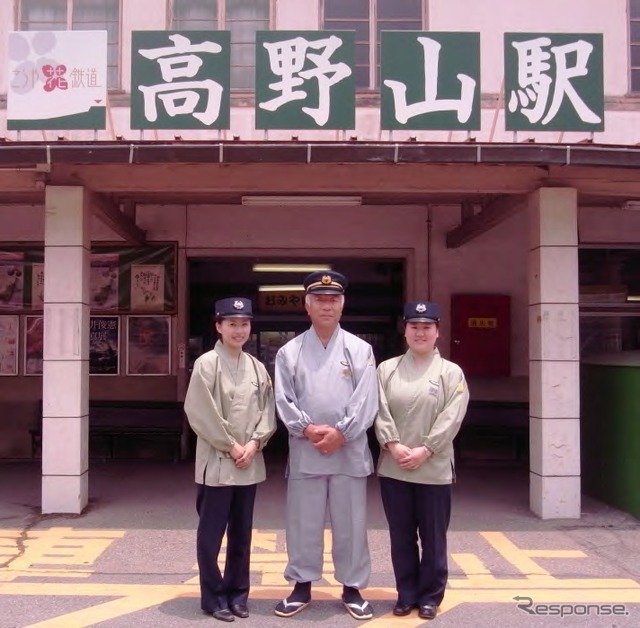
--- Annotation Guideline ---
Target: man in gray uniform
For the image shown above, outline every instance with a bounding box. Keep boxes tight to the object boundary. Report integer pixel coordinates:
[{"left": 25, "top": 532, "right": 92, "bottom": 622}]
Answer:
[{"left": 273, "top": 270, "right": 378, "bottom": 620}]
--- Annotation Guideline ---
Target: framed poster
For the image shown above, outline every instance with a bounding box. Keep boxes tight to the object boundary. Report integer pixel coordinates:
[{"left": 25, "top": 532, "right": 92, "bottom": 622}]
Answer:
[
  {"left": 90, "top": 252, "right": 120, "bottom": 311},
  {"left": 31, "top": 262, "right": 45, "bottom": 309},
  {"left": 126, "top": 315, "right": 171, "bottom": 375},
  {"left": 90, "top": 316, "right": 120, "bottom": 375},
  {"left": 24, "top": 315, "right": 43, "bottom": 375},
  {"left": 0, "top": 315, "right": 19, "bottom": 375},
  {"left": 0, "top": 251, "right": 25, "bottom": 310},
  {"left": 130, "top": 263, "right": 165, "bottom": 311}
]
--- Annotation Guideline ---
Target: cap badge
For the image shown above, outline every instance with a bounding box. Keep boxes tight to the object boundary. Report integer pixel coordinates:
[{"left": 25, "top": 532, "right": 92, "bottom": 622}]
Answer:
[
  {"left": 321, "top": 274, "right": 332, "bottom": 285},
  {"left": 233, "top": 300, "right": 244, "bottom": 310},
  {"left": 416, "top": 303, "right": 427, "bottom": 313}
]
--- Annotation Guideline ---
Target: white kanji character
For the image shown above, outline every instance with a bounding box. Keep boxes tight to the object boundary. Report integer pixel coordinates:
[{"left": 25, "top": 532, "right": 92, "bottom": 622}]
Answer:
[
  {"left": 137, "top": 34, "right": 224, "bottom": 125},
  {"left": 384, "top": 37, "right": 476, "bottom": 124},
  {"left": 508, "top": 37, "right": 601, "bottom": 125},
  {"left": 259, "top": 35, "right": 352, "bottom": 126}
]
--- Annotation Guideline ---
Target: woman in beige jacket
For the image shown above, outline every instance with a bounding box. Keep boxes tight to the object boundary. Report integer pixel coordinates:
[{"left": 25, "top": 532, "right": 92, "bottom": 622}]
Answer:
[
  {"left": 184, "top": 297, "right": 276, "bottom": 623},
  {"left": 375, "top": 301, "right": 469, "bottom": 621}
]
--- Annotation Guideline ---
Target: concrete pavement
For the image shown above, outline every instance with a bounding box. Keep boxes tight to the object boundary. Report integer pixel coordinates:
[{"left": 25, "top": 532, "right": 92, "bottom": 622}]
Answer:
[{"left": 1, "top": 459, "right": 639, "bottom": 627}]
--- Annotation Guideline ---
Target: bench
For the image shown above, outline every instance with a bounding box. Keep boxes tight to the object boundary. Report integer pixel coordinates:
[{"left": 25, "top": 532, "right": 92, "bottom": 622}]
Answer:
[
  {"left": 456, "top": 401, "right": 529, "bottom": 462},
  {"left": 30, "top": 400, "right": 185, "bottom": 462}
]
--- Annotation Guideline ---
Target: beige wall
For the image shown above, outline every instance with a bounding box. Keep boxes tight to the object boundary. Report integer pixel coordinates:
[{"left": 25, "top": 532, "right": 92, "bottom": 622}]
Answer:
[
  {"left": 579, "top": 206, "right": 640, "bottom": 242},
  {"left": 430, "top": 0, "right": 629, "bottom": 94},
  {"left": 0, "top": 0, "right": 638, "bottom": 142}
]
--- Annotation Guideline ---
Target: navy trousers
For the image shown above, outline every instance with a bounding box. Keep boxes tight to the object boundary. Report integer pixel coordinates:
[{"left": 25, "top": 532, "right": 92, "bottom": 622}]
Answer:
[
  {"left": 196, "top": 483, "right": 257, "bottom": 613},
  {"left": 379, "top": 477, "right": 451, "bottom": 607}
]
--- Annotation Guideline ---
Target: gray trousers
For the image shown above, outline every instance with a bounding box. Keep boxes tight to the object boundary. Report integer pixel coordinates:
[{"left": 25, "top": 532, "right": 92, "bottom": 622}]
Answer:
[{"left": 284, "top": 474, "right": 371, "bottom": 588}]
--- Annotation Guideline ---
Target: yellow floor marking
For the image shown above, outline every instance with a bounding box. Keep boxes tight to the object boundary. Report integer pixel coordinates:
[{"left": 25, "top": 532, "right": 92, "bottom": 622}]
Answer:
[
  {"left": 449, "top": 577, "right": 640, "bottom": 589},
  {"left": 481, "top": 531, "right": 553, "bottom": 575},
  {"left": 0, "top": 569, "right": 93, "bottom": 582},
  {"left": 24, "top": 591, "right": 183, "bottom": 628},
  {"left": 0, "top": 528, "right": 638, "bottom": 627},
  {"left": 3, "top": 527, "right": 124, "bottom": 577},
  {"left": 528, "top": 550, "right": 586, "bottom": 558},
  {"left": 481, "top": 530, "right": 588, "bottom": 582},
  {"left": 0, "top": 583, "right": 634, "bottom": 628},
  {"left": 251, "top": 530, "right": 277, "bottom": 551},
  {"left": 451, "top": 553, "right": 499, "bottom": 583},
  {"left": 365, "top": 615, "right": 426, "bottom": 627},
  {"left": 261, "top": 573, "right": 289, "bottom": 585},
  {"left": 214, "top": 552, "right": 288, "bottom": 563}
]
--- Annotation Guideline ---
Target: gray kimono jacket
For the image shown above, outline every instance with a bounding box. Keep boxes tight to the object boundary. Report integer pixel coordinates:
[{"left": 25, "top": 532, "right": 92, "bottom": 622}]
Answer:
[
  {"left": 275, "top": 325, "right": 378, "bottom": 479},
  {"left": 184, "top": 341, "right": 276, "bottom": 487}
]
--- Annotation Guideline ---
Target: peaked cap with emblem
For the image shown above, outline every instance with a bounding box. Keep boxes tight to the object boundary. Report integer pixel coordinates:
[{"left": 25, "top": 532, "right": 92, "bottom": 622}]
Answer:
[
  {"left": 404, "top": 300, "right": 441, "bottom": 323},
  {"left": 214, "top": 297, "right": 253, "bottom": 319},
  {"left": 303, "top": 270, "right": 348, "bottom": 295}
]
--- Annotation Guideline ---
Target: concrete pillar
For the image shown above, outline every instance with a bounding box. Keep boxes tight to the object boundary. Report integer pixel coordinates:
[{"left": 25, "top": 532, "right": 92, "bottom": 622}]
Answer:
[
  {"left": 528, "top": 188, "right": 580, "bottom": 519},
  {"left": 42, "top": 186, "right": 90, "bottom": 514}
]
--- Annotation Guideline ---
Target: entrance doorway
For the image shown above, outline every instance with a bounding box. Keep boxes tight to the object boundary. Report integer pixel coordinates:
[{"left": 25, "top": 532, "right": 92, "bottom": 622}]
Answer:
[
  {"left": 187, "top": 257, "right": 405, "bottom": 365},
  {"left": 186, "top": 256, "right": 405, "bottom": 459}
]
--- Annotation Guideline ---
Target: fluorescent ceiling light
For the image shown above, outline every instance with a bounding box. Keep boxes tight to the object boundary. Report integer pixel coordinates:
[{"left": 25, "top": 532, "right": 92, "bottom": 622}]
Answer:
[
  {"left": 258, "top": 284, "right": 305, "bottom": 292},
  {"left": 627, "top": 295, "right": 640, "bottom": 302},
  {"left": 252, "top": 264, "right": 332, "bottom": 273},
  {"left": 242, "top": 195, "right": 362, "bottom": 206}
]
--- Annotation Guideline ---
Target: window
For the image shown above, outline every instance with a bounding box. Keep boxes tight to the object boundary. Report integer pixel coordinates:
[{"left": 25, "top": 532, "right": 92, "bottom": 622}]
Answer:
[
  {"left": 323, "top": 0, "right": 424, "bottom": 89},
  {"left": 631, "top": 0, "right": 640, "bottom": 91},
  {"left": 19, "top": 0, "right": 120, "bottom": 89},
  {"left": 170, "top": 0, "right": 271, "bottom": 89},
  {"left": 580, "top": 247, "right": 640, "bottom": 357}
]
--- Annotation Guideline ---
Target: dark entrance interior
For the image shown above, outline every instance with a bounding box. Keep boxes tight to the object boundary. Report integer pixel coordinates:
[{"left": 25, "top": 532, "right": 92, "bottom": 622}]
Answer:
[{"left": 188, "top": 257, "right": 405, "bottom": 364}]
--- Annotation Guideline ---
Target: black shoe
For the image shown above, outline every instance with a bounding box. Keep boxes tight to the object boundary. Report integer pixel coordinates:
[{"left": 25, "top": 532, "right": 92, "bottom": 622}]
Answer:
[
  {"left": 342, "top": 586, "right": 374, "bottom": 620},
  {"left": 211, "top": 608, "right": 235, "bottom": 622},
  {"left": 229, "top": 604, "right": 249, "bottom": 618},
  {"left": 274, "top": 581, "right": 311, "bottom": 617},
  {"left": 418, "top": 604, "right": 438, "bottom": 620},
  {"left": 393, "top": 601, "right": 414, "bottom": 616}
]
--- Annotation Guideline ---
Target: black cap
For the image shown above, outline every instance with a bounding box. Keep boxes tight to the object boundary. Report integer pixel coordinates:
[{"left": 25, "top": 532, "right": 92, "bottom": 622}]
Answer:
[
  {"left": 404, "top": 301, "right": 441, "bottom": 323},
  {"left": 303, "top": 270, "right": 348, "bottom": 295},
  {"left": 214, "top": 297, "right": 253, "bottom": 319}
]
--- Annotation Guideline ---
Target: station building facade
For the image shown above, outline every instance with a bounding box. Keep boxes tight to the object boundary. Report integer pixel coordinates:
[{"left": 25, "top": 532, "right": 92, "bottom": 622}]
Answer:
[{"left": 0, "top": 0, "right": 639, "bottom": 519}]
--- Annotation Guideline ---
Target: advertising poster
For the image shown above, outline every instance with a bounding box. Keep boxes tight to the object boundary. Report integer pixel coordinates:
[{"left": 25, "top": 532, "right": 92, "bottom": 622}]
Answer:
[
  {"left": 0, "top": 252, "right": 25, "bottom": 310},
  {"left": 90, "top": 253, "right": 120, "bottom": 311},
  {"left": 24, "top": 315, "right": 44, "bottom": 375},
  {"left": 90, "top": 315, "right": 120, "bottom": 375},
  {"left": 31, "top": 262, "right": 45, "bottom": 309},
  {"left": 130, "top": 264, "right": 165, "bottom": 311},
  {"left": 127, "top": 315, "right": 170, "bottom": 375},
  {"left": 7, "top": 30, "right": 107, "bottom": 130},
  {"left": 0, "top": 316, "right": 19, "bottom": 376}
]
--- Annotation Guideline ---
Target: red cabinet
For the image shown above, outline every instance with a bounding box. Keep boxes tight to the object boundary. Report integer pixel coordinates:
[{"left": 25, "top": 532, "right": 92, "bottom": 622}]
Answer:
[{"left": 450, "top": 294, "right": 511, "bottom": 377}]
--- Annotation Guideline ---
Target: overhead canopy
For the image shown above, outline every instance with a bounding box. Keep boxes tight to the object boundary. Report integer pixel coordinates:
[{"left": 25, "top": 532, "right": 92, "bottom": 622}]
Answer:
[{"left": 1, "top": 140, "right": 639, "bottom": 207}]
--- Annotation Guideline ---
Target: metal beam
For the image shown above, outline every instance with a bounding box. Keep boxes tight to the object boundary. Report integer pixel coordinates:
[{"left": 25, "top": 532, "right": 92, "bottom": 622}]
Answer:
[
  {"left": 90, "top": 192, "right": 146, "bottom": 245},
  {"left": 446, "top": 194, "right": 528, "bottom": 248}
]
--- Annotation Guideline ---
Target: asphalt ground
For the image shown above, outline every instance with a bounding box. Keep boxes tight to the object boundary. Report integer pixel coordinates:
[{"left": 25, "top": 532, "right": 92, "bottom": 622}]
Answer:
[{"left": 1, "top": 459, "right": 639, "bottom": 628}]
